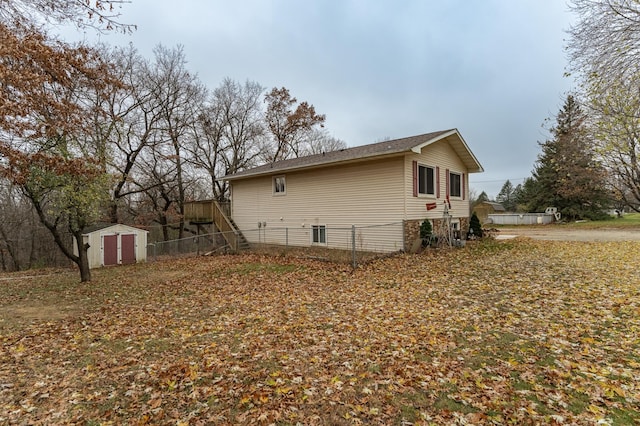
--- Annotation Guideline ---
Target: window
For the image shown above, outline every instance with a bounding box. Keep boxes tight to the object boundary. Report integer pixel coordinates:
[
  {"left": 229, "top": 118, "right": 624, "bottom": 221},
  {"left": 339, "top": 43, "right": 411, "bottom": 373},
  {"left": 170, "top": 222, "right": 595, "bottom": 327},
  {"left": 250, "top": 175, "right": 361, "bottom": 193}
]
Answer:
[
  {"left": 418, "top": 165, "right": 435, "bottom": 195},
  {"left": 312, "top": 225, "right": 326, "bottom": 244},
  {"left": 273, "top": 176, "right": 286, "bottom": 195},
  {"left": 449, "top": 172, "right": 461, "bottom": 198}
]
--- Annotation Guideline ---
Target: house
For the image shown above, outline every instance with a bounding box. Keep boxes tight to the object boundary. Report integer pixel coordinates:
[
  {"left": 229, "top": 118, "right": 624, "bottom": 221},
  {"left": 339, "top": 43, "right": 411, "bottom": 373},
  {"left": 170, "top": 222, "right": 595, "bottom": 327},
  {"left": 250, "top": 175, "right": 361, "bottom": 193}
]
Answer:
[
  {"left": 213, "top": 129, "right": 483, "bottom": 252},
  {"left": 73, "top": 223, "right": 148, "bottom": 269}
]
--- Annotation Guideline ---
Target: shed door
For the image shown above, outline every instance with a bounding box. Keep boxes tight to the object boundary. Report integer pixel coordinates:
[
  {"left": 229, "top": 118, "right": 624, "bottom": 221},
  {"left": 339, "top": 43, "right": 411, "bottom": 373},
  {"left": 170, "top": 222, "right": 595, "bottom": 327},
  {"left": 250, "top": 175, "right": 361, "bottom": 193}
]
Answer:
[
  {"left": 121, "top": 234, "right": 136, "bottom": 265},
  {"left": 103, "top": 235, "right": 118, "bottom": 266}
]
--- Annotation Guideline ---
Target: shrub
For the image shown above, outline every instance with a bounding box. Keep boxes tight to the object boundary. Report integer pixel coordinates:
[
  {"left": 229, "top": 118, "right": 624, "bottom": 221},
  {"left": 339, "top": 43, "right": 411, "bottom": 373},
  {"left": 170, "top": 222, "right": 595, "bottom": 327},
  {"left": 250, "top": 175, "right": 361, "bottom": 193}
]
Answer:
[
  {"left": 420, "top": 219, "right": 433, "bottom": 247},
  {"left": 420, "top": 219, "right": 432, "bottom": 239},
  {"left": 468, "top": 212, "right": 483, "bottom": 239}
]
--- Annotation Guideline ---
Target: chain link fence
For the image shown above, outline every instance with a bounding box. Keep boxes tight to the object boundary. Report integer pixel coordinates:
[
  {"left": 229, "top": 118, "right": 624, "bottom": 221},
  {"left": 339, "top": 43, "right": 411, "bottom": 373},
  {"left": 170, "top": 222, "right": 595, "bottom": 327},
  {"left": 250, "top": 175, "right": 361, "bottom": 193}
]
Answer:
[{"left": 147, "top": 222, "right": 405, "bottom": 268}]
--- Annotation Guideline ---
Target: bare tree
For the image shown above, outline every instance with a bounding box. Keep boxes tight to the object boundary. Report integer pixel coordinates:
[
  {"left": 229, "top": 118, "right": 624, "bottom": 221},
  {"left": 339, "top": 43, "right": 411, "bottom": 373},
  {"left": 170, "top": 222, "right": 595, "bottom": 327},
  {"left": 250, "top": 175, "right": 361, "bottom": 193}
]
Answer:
[
  {"left": 302, "top": 128, "right": 347, "bottom": 156},
  {"left": 136, "top": 145, "right": 182, "bottom": 241},
  {"left": 0, "top": 181, "right": 71, "bottom": 271},
  {"left": 187, "top": 102, "right": 226, "bottom": 200},
  {"left": 264, "top": 87, "right": 326, "bottom": 162},
  {"left": 568, "top": 0, "right": 640, "bottom": 83},
  {"left": 187, "top": 78, "right": 266, "bottom": 200},
  {"left": 91, "top": 44, "right": 166, "bottom": 223},
  {"left": 568, "top": 0, "right": 640, "bottom": 211},
  {"left": 591, "top": 74, "right": 640, "bottom": 211},
  {"left": 0, "top": 0, "right": 135, "bottom": 32},
  {"left": 0, "top": 183, "right": 29, "bottom": 271},
  {"left": 140, "top": 45, "right": 207, "bottom": 239}
]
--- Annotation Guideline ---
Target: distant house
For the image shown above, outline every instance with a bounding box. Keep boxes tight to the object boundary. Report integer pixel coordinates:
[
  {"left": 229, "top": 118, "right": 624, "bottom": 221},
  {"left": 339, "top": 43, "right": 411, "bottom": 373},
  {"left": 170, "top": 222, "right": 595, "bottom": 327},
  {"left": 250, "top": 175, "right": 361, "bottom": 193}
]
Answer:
[
  {"left": 473, "top": 201, "right": 506, "bottom": 224},
  {"left": 74, "top": 224, "right": 148, "bottom": 269},
  {"left": 186, "top": 129, "right": 484, "bottom": 252}
]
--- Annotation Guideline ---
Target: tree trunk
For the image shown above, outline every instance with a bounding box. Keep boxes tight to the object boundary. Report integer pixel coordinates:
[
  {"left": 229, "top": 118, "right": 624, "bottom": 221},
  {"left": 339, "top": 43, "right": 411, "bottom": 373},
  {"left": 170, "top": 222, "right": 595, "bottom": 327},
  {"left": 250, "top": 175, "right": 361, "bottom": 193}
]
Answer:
[
  {"left": 0, "top": 226, "right": 21, "bottom": 271},
  {"left": 173, "top": 140, "right": 186, "bottom": 240},
  {"left": 74, "top": 231, "right": 92, "bottom": 282},
  {"left": 109, "top": 201, "right": 119, "bottom": 224},
  {"left": 160, "top": 215, "right": 170, "bottom": 242},
  {"left": 31, "top": 197, "right": 90, "bottom": 282}
]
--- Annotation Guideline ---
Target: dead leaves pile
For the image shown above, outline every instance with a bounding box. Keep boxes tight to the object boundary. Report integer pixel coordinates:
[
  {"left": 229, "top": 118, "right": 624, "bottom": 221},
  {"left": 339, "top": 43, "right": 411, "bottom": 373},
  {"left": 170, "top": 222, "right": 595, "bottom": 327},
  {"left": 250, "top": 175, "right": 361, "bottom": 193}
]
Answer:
[{"left": 1, "top": 239, "right": 639, "bottom": 425}]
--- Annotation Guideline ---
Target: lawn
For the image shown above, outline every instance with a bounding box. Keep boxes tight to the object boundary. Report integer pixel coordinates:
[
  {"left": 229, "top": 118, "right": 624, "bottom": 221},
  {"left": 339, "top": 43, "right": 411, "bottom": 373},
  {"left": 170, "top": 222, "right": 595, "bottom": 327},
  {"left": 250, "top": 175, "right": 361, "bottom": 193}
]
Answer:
[
  {"left": 1, "top": 239, "right": 639, "bottom": 425},
  {"left": 572, "top": 212, "right": 640, "bottom": 228},
  {"left": 494, "top": 212, "right": 640, "bottom": 230}
]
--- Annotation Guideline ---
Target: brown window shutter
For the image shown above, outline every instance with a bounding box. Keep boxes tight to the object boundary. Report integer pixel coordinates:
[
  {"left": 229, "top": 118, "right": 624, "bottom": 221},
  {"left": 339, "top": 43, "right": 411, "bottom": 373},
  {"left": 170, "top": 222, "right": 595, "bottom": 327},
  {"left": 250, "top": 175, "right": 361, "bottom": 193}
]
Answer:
[
  {"left": 445, "top": 169, "right": 450, "bottom": 198},
  {"left": 436, "top": 166, "right": 440, "bottom": 198},
  {"left": 412, "top": 160, "right": 418, "bottom": 197},
  {"left": 462, "top": 173, "right": 466, "bottom": 200}
]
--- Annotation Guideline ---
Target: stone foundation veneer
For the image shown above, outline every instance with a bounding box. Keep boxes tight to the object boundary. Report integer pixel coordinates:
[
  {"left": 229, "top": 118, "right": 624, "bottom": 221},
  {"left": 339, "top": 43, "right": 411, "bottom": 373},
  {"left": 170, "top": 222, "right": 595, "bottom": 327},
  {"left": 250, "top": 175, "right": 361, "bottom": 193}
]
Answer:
[{"left": 403, "top": 217, "right": 471, "bottom": 250}]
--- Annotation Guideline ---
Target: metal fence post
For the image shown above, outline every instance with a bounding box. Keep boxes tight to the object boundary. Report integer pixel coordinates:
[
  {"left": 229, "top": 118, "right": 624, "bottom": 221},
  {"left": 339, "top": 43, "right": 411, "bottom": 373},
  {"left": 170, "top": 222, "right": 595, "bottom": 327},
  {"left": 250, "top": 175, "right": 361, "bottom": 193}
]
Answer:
[
  {"left": 148, "top": 243, "right": 156, "bottom": 261},
  {"left": 285, "top": 227, "right": 288, "bottom": 250},
  {"left": 351, "top": 224, "right": 356, "bottom": 269}
]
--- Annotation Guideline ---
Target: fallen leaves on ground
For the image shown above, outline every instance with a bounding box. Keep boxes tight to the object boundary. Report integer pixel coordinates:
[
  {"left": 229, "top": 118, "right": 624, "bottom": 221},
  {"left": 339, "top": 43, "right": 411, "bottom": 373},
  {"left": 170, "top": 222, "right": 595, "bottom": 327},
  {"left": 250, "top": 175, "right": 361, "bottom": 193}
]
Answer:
[{"left": 1, "top": 238, "right": 639, "bottom": 425}]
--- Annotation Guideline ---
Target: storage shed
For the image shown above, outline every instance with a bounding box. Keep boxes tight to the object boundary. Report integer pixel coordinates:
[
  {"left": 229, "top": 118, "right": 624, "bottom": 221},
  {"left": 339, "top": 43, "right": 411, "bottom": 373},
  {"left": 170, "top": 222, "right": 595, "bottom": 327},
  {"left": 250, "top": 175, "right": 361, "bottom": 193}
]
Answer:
[
  {"left": 473, "top": 201, "right": 506, "bottom": 224},
  {"left": 74, "top": 224, "right": 148, "bottom": 269}
]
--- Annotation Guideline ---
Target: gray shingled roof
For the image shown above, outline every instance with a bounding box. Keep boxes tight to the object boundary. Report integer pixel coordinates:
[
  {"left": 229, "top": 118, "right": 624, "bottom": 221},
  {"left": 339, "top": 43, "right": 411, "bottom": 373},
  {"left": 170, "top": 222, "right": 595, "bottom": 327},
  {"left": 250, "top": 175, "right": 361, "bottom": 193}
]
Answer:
[
  {"left": 82, "top": 223, "right": 148, "bottom": 234},
  {"left": 481, "top": 202, "right": 506, "bottom": 211},
  {"left": 224, "top": 128, "right": 483, "bottom": 181},
  {"left": 82, "top": 223, "right": 116, "bottom": 234}
]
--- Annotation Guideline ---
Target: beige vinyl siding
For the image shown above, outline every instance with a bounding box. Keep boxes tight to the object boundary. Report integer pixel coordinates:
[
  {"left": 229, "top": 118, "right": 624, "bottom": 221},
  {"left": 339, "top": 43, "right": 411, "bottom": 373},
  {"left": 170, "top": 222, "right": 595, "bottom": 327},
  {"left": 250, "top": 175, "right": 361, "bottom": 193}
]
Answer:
[
  {"left": 231, "top": 157, "right": 406, "bottom": 251},
  {"left": 404, "top": 139, "right": 470, "bottom": 220}
]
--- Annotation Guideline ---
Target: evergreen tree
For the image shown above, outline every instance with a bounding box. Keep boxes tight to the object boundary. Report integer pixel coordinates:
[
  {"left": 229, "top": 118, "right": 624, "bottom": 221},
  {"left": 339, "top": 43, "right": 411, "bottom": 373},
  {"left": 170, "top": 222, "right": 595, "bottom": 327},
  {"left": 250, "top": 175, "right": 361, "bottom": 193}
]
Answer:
[
  {"left": 476, "top": 191, "right": 490, "bottom": 203},
  {"left": 512, "top": 184, "right": 523, "bottom": 209},
  {"left": 468, "top": 212, "right": 483, "bottom": 238},
  {"left": 517, "top": 177, "right": 540, "bottom": 212},
  {"left": 496, "top": 180, "right": 518, "bottom": 211},
  {"left": 528, "top": 95, "right": 610, "bottom": 220},
  {"left": 470, "top": 190, "right": 490, "bottom": 213}
]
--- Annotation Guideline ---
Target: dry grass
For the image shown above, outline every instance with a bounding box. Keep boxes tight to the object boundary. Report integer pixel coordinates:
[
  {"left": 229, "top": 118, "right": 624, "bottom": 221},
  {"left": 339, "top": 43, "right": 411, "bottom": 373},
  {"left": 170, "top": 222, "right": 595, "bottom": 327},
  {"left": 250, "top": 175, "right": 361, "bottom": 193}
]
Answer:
[{"left": 1, "top": 238, "right": 639, "bottom": 425}]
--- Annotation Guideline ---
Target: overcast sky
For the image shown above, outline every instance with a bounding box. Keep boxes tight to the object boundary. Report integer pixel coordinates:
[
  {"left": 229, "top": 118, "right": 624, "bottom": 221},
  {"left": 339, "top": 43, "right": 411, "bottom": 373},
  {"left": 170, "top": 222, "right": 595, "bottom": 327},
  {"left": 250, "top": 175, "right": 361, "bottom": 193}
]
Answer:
[{"left": 71, "top": 0, "right": 576, "bottom": 198}]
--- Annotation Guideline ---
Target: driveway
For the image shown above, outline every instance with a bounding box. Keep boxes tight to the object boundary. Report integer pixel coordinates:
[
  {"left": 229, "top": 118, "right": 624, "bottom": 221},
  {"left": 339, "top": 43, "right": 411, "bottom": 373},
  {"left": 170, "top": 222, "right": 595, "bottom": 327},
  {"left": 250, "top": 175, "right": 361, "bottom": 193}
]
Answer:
[{"left": 495, "top": 226, "right": 640, "bottom": 242}]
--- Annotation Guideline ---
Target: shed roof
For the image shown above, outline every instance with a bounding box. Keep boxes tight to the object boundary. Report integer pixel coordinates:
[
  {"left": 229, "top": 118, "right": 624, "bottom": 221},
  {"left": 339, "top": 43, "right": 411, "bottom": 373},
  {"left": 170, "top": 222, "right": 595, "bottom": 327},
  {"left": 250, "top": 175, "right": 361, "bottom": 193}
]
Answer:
[
  {"left": 82, "top": 223, "right": 148, "bottom": 235},
  {"left": 224, "top": 128, "right": 483, "bottom": 181},
  {"left": 480, "top": 202, "right": 506, "bottom": 211}
]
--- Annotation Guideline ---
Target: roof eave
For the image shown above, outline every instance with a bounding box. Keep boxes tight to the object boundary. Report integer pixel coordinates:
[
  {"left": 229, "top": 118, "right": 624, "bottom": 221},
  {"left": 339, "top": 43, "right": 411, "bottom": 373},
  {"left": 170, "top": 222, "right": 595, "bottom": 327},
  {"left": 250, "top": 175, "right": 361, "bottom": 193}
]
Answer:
[
  {"left": 224, "top": 128, "right": 484, "bottom": 181},
  {"left": 223, "top": 150, "right": 408, "bottom": 181}
]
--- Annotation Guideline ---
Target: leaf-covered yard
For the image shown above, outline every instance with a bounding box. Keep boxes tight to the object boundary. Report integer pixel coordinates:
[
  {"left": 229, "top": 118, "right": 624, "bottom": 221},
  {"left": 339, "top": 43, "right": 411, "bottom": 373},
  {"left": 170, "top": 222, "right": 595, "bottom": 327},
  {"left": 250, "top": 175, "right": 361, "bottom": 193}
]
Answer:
[{"left": 1, "top": 239, "right": 639, "bottom": 425}]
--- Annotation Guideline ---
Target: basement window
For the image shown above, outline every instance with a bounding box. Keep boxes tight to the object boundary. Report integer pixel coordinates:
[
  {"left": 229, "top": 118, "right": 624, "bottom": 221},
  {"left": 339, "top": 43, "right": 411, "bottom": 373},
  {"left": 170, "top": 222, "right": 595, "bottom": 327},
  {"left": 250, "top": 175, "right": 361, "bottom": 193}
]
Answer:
[{"left": 312, "top": 225, "right": 326, "bottom": 244}]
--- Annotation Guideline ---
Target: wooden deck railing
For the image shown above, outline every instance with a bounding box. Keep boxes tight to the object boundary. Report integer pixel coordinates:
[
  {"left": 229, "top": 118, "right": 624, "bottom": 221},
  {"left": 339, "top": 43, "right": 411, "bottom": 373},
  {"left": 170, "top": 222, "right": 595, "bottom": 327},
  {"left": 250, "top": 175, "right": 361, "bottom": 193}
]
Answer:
[
  {"left": 210, "top": 200, "right": 238, "bottom": 251},
  {"left": 184, "top": 200, "right": 240, "bottom": 251}
]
